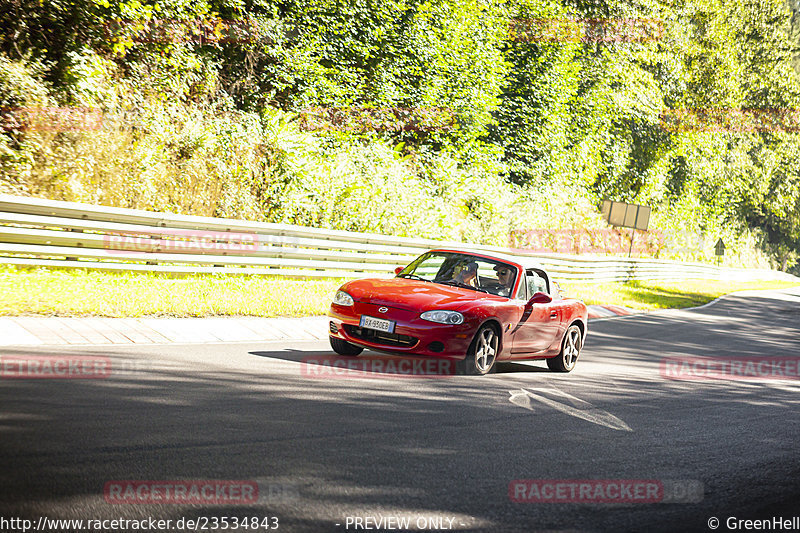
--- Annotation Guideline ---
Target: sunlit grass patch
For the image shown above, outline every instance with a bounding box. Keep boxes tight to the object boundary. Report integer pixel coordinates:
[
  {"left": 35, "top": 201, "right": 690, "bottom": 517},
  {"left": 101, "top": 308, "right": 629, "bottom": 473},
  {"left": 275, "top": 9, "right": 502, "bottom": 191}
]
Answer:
[
  {"left": 0, "top": 266, "right": 347, "bottom": 317},
  {"left": 0, "top": 266, "right": 797, "bottom": 317},
  {"left": 559, "top": 279, "right": 800, "bottom": 311}
]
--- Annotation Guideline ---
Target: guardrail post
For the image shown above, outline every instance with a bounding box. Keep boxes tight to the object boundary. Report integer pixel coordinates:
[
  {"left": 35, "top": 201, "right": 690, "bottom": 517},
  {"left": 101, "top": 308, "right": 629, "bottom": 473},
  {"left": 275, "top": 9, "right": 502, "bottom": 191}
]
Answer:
[{"left": 626, "top": 259, "right": 637, "bottom": 282}]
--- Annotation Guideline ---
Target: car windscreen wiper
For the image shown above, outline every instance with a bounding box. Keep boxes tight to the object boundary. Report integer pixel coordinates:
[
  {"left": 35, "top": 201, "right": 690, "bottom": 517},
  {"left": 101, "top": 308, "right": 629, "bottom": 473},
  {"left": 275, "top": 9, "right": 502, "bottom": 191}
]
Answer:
[{"left": 397, "top": 273, "right": 429, "bottom": 281}]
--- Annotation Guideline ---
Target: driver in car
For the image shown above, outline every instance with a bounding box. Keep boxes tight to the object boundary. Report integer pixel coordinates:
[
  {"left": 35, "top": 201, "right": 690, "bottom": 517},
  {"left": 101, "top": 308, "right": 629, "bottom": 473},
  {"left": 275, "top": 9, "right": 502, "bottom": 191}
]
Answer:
[
  {"left": 494, "top": 265, "right": 515, "bottom": 297},
  {"left": 452, "top": 261, "right": 478, "bottom": 287}
]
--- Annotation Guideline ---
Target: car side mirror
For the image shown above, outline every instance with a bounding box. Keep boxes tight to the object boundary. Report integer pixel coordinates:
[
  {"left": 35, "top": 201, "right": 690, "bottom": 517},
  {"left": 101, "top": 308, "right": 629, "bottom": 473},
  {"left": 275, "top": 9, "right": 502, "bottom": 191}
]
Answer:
[
  {"left": 527, "top": 291, "right": 552, "bottom": 305},
  {"left": 394, "top": 266, "right": 404, "bottom": 275}
]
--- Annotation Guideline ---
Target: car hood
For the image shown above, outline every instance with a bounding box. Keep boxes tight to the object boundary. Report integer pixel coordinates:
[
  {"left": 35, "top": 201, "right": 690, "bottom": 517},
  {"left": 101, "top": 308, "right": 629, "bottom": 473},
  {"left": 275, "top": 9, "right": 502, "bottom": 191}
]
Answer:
[{"left": 341, "top": 277, "right": 504, "bottom": 311}]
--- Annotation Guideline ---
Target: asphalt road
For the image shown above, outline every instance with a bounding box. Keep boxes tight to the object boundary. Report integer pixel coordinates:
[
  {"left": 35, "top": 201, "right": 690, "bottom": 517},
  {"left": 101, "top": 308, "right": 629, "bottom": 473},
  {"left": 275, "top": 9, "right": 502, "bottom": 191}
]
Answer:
[{"left": 1, "top": 287, "right": 800, "bottom": 533}]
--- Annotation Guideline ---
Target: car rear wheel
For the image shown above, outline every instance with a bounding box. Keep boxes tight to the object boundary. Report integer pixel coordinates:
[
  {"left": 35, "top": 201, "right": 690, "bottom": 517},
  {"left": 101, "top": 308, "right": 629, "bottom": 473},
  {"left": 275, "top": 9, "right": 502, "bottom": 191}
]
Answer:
[
  {"left": 459, "top": 324, "right": 498, "bottom": 376},
  {"left": 329, "top": 336, "right": 363, "bottom": 356},
  {"left": 547, "top": 324, "right": 581, "bottom": 372}
]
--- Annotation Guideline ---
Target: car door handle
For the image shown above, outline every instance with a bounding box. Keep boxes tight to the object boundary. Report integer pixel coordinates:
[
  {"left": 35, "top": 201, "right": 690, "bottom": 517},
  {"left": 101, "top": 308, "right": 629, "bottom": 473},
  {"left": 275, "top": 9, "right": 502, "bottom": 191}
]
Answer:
[{"left": 549, "top": 312, "right": 558, "bottom": 319}]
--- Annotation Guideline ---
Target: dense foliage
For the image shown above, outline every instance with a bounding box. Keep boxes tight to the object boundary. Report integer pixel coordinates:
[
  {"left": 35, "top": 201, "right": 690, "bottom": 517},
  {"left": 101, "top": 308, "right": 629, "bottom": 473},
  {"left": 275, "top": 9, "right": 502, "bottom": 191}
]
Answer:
[{"left": 1, "top": 0, "right": 799, "bottom": 271}]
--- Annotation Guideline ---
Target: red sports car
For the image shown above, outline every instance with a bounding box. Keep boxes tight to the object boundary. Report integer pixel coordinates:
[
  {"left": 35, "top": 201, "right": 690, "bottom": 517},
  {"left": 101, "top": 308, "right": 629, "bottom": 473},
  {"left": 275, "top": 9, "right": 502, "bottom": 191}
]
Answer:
[{"left": 328, "top": 249, "right": 588, "bottom": 375}]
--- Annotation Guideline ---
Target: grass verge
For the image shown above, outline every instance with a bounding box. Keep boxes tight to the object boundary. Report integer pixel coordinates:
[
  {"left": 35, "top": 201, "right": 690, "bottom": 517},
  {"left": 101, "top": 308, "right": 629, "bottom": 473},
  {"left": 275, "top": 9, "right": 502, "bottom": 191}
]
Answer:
[
  {"left": 0, "top": 266, "right": 347, "bottom": 317},
  {"left": 0, "top": 266, "right": 797, "bottom": 317},
  {"left": 560, "top": 279, "right": 800, "bottom": 311}
]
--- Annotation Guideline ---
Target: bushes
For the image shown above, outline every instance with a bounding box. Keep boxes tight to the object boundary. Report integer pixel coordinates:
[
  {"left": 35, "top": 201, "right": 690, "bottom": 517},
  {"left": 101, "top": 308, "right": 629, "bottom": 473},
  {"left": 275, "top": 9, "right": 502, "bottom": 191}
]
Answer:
[
  {"left": 0, "top": 50, "right": 605, "bottom": 249},
  {"left": 0, "top": 52, "right": 528, "bottom": 245},
  {"left": 1, "top": 0, "right": 799, "bottom": 271},
  {"left": 0, "top": 49, "right": 776, "bottom": 266}
]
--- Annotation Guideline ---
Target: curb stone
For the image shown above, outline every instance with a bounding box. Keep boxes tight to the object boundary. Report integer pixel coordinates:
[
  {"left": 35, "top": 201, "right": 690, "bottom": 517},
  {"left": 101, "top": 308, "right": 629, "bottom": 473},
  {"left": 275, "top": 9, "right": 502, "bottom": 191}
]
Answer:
[{"left": 0, "top": 308, "right": 637, "bottom": 347}]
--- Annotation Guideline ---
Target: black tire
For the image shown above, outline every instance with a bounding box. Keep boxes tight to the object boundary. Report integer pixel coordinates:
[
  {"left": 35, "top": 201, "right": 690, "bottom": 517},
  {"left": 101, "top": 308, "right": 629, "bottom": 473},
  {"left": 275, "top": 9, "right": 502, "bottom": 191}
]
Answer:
[
  {"left": 329, "top": 336, "right": 363, "bottom": 356},
  {"left": 547, "top": 324, "right": 582, "bottom": 372},
  {"left": 457, "top": 324, "right": 499, "bottom": 376}
]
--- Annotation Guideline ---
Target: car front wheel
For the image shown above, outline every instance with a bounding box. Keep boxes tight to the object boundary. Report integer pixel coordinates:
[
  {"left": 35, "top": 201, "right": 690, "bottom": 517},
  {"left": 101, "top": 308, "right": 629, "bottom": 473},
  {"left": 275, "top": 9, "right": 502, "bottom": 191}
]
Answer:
[
  {"left": 458, "top": 324, "right": 498, "bottom": 376},
  {"left": 329, "top": 336, "right": 363, "bottom": 356},
  {"left": 547, "top": 324, "right": 582, "bottom": 372}
]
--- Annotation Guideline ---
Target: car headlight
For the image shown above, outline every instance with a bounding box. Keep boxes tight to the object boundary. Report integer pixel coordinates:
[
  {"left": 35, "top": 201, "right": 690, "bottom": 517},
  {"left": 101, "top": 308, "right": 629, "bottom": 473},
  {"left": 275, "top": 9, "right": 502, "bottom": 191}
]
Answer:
[
  {"left": 420, "top": 310, "right": 464, "bottom": 325},
  {"left": 332, "top": 290, "right": 354, "bottom": 306}
]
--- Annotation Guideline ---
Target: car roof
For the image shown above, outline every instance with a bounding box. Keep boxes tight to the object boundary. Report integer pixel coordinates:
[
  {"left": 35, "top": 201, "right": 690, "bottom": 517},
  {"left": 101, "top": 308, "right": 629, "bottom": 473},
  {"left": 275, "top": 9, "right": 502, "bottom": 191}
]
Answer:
[{"left": 428, "top": 248, "right": 546, "bottom": 272}]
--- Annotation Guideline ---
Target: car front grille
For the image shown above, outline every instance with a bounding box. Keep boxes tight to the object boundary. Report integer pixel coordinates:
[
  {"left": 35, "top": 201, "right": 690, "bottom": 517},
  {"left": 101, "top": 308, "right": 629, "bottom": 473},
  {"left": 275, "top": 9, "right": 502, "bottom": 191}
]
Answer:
[{"left": 343, "top": 325, "right": 418, "bottom": 348}]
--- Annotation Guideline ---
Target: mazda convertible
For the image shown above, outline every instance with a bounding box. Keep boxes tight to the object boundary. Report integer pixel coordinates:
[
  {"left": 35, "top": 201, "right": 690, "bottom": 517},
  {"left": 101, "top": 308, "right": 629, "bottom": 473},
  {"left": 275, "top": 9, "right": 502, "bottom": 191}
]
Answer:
[{"left": 328, "top": 249, "right": 588, "bottom": 375}]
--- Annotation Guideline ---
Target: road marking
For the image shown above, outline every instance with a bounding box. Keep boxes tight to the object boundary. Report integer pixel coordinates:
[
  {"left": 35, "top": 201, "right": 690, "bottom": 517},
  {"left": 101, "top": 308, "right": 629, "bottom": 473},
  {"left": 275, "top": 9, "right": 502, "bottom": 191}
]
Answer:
[
  {"left": 508, "top": 388, "right": 632, "bottom": 432},
  {"left": 508, "top": 389, "right": 534, "bottom": 410}
]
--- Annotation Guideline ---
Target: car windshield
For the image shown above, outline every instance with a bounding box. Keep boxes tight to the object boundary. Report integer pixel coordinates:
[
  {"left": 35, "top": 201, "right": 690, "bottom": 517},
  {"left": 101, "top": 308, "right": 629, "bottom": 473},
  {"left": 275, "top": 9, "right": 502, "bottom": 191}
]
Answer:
[{"left": 397, "top": 252, "right": 519, "bottom": 297}]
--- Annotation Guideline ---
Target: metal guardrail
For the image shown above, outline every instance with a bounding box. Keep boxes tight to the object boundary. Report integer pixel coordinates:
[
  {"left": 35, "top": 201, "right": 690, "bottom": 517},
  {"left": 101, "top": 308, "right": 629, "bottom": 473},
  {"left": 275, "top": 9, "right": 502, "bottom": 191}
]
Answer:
[{"left": 0, "top": 194, "right": 796, "bottom": 283}]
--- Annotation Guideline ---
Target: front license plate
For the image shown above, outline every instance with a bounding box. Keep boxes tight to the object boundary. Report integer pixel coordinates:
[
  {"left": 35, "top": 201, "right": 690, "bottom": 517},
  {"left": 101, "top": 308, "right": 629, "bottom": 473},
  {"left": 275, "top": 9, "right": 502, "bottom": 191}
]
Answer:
[{"left": 359, "top": 315, "right": 395, "bottom": 333}]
